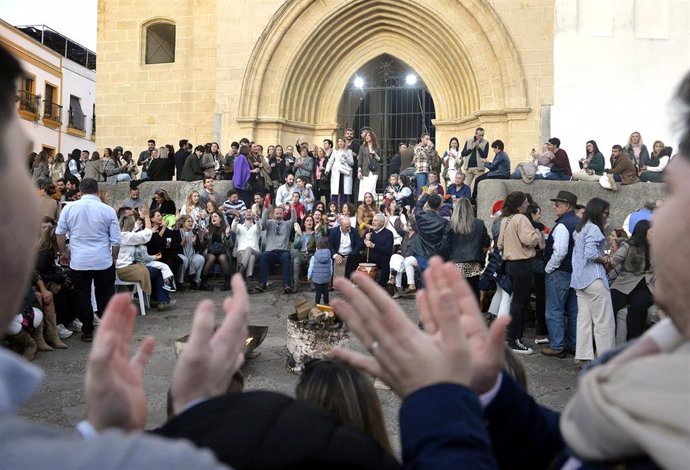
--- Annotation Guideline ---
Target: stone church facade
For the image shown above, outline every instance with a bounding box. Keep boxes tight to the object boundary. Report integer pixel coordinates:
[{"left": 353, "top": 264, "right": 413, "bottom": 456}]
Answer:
[{"left": 96, "top": 0, "right": 555, "bottom": 153}]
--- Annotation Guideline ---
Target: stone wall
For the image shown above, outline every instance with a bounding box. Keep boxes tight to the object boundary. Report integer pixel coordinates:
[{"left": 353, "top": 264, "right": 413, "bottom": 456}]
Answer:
[
  {"left": 104, "top": 178, "right": 666, "bottom": 236},
  {"left": 102, "top": 180, "right": 235, "bottom": 211},
  {"left": 477, "top": 180, "right": 666, "bottom": 232},
  {"left": 97, "top": 0, "right": 554, "bottom": 159}
]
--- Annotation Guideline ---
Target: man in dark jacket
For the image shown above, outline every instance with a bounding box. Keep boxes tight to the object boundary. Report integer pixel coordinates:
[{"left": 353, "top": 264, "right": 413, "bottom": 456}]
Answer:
[
  {"left": 345, "top": 213, "right": 393, "bottom": 287},
  {"left": 328, "top": 217, "right": 360, "bottom": 280},
  {"left": 174, "top": 139, "right": 189, "bottom": 180},
  {"left": 471, "top": 139, "right": 512, "bottom": 202},
  {"left": 388, "top": 142, "right": 407, "bottom": 176},
  {"left": 412, "top": 192, "right": 450, "bottom": 276},
  {"left": 181, "top": 145, "right": 205, "bottom": 181}
]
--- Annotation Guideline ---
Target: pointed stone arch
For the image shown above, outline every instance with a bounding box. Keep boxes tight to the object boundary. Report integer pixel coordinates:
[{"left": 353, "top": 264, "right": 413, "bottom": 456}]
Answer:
[{"left": 237, "top": 0, "right": 529, "bottom": 140}]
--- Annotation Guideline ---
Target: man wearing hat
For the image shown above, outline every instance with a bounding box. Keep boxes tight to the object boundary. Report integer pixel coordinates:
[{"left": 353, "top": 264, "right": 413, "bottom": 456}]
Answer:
[{"left": 542, "top": 190, "right": 580, "bottom": 358}]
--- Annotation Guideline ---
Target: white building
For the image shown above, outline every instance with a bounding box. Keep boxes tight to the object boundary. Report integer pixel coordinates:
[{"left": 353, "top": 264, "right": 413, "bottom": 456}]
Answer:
[
  {"left": 551, "top": 0, "right": 690, "bottom": 165},
  {"left": 0, "top": 20, "right": 96, "bottom": 159}
]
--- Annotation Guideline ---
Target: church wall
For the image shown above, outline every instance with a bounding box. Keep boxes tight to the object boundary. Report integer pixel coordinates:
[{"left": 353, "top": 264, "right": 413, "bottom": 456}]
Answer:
[
  {"left": 97, "top": 0, "right": 554, "bottom": 162},
  {"left": 552, "top": 0, "right": 690, "bottom": 168}
]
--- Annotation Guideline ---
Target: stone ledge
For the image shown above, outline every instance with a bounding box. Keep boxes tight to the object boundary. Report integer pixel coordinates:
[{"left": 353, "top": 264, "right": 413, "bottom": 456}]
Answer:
[
  {"left": 100, "top": 180, "right": 235, "bottom": 212},
  {"left": 476, "top": 179, "right": 666, "bottom": 232}
]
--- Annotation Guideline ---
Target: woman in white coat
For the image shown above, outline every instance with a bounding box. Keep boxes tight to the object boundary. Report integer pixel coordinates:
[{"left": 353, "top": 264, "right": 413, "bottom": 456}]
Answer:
[{"left": 326, "top": 137, "right": 354, "bottom": 207}]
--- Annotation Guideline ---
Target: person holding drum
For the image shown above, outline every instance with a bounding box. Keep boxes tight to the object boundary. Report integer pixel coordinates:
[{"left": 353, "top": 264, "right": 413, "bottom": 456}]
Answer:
[{"left": 345, "top": 213, "right": 393, "bottom": 288}]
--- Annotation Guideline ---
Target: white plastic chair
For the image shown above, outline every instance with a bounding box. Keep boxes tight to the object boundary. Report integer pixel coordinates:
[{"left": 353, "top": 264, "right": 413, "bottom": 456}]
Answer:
[{"left": 114, "top": 276, "right": 149, "bottom": 315}]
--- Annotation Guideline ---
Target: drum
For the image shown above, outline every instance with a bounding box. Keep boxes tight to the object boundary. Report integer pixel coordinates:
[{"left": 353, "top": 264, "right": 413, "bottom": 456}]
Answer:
[{"left": 357, "top": 262, "right": 379, "bottom": 280}]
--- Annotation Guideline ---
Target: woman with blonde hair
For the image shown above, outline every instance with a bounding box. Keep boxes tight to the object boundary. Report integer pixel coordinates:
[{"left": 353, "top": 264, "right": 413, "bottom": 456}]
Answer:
[
  {"left": 180, "top": 190, "right": 204, "bottom": 228},
  {"left": 449, "top": 197, "right": 491, "bottom": 301},
  {"left": 296, "top": 358, "right": 393, "bottom": 457},
  {"left": 48, "top": 152, "right": 65, "bottom": 182},
  {"left": 639, "top": 140, "right": 672, "bottom": 182},
  {"left": 624, "top": 131, "right": 650, "bottom": 170}
]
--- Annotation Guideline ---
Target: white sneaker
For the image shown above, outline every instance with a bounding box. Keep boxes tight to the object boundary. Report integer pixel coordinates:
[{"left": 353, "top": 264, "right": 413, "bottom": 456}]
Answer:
[
  {"left": 162, "top": 278, "right": 177, "bottom": 292},
  {"left": 68, "top": 319, "right": 83, "bottom": 332},
  {"left": 56, "top": 324, "right": 73, "bottom": 339}
]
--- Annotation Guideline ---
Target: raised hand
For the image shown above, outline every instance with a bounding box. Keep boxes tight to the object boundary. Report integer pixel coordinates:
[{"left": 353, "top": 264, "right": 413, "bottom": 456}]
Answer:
[
  {"left": 86, "top": 294, "right": 156, "bottom": 431},
  {"left": 171, "top": 274, "right": 249, "bottom": 415},
  {"left": 415, "top": 258, "right": 509, "bottom": 394},
  {"left": 331, "top": 264, "right": 473, "bottom": 399}
]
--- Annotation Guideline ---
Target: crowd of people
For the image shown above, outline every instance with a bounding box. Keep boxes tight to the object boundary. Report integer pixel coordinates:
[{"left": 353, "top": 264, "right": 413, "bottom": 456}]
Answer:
[
  {"left": 2, "top": 41, "right": 690, "bottom": 469},
  {"left": 23, "top": 116, "right": 668, "bottom": 357}
]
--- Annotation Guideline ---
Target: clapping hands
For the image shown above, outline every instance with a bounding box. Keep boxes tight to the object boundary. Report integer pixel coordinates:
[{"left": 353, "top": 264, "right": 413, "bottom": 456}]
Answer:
[
  {"left": 332, "top": 257, "right": 509, "bottom": 398},
  {"left": 85, "top": 275, "right": 250, "bottom": 431}
]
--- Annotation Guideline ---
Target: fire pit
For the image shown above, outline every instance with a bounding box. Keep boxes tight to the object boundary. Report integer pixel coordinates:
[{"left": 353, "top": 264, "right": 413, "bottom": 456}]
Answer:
[
  {"left": 174, "top": 325, "right": 269, "bottom": 358},
  {"left": 286, "top": 308, "right": 349, "bottom": 373}
]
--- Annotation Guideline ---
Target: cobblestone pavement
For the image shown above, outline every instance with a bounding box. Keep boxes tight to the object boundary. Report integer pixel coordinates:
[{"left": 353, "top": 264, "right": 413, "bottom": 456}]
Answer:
[{"left": 20, "top": 280, "right": 579, "bottom": 453}]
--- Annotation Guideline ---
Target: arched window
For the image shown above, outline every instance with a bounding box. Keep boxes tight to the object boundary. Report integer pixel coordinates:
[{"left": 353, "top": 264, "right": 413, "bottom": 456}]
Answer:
[{"left": 145, "top": 22, "right": 175, "bottom": 64}]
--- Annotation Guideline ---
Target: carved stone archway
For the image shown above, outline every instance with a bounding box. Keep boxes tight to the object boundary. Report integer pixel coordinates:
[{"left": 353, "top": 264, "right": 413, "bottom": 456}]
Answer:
[{"left": 237, "top": 0, "right": 530, "bottom": 144}]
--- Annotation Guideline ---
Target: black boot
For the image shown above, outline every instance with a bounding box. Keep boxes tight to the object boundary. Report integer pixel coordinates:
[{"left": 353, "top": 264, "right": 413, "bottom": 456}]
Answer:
[
  {"left": 199, "top": 277, "right": 214, "bottom": 292},
  {"left": 219, "top": 275, "right": 231, "bottom": 292}
]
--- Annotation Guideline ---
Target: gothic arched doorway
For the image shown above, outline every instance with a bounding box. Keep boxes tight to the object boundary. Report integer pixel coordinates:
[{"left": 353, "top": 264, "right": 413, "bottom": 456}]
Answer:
[{"left": 337, "top": 55, "right": 436, "bottom": 188}]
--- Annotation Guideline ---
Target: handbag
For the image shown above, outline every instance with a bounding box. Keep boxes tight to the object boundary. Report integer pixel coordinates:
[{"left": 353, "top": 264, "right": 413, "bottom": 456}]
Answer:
[
  {"left": 368, "top": 158, "right": 380, "bottom": 173},
  {"left": 208, "top": 241, "right": 225, "bottom": 255}
]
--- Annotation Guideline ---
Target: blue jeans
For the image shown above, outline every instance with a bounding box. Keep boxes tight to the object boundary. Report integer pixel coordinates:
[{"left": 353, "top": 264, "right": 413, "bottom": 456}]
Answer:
[
  {"left": 415, "top": 172, "right": 428, "bottom": 195},
  {"left": 414, "top": 254, "right": 429, "bottom": 287},
  {"left": 258, "top": 250, "right": 291, "bottom": 287},
  {"left": 146, "top": 266, "right": 170, "bottom": 303},
  {"left": 545, "top": 270, "right": 578, "bottom": 350},
  {"left": 543, "top": 172, "right": 571, "bottom": 181}
]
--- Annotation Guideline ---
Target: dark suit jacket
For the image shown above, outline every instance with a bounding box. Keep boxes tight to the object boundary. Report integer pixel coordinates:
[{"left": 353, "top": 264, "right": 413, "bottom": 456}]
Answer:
[
  {"left": 181, "top": 155, "right": 204, "bottom": 181},
  {"left": 400, "top": 147, "right": 415, "bottom": 170},
  {"left": 328, "top": 227, "right": 360, "bottom": 257},
  {"left": 153, "top": 391, "right": 400, "bottom": 470},
  {"left": 174, "top": 149, "right": 188, "bottom": 179}
]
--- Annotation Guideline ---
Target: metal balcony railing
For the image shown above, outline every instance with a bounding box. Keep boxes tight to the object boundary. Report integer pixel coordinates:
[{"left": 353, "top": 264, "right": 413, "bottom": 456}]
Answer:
[
  {"left": 68, "top": 107, "right": 86, "bottom": 131},
  {"left": 43, "top": 101, "right": 63, "bottom": 123},
  {"left": 18, "top": 90, "right": 38, "bottom": 114}
]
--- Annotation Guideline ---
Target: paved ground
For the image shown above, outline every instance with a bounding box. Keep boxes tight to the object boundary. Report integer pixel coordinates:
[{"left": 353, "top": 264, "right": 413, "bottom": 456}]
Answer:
[{"left": 19, "top": 279, "right": 579, "bottom": 453}]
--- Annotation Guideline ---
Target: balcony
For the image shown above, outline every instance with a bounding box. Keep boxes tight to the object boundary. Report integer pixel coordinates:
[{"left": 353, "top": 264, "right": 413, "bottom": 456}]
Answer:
[
  {"left": 67, "top": 107, "right": 87, "bottom": 137},
  {"left": 18, "top": 90, "right": 39, "bottom": 120},
  {"left": 42, "top": 101, "right": 62, "bottom": 128}
]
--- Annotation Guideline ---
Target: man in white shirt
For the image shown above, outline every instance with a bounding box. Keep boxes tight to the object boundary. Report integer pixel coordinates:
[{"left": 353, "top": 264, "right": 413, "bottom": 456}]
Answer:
[
  {"left": 542, "top": 190, "right": 580, "bottom": 358},
  {"left": 328, "top": 216, "right": 360, "bottom": 279},
  {"left": 275, "top": 173, "right": 297, "bottom": 207},
  {"left": 56, "top": 178, "right": 121, "bottom": 342}
]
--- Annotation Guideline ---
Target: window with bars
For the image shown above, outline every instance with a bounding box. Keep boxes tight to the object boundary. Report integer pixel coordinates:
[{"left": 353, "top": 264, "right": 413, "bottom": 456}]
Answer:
[{"left": 145, "top": 22, "right": 176, "bottom": 64}]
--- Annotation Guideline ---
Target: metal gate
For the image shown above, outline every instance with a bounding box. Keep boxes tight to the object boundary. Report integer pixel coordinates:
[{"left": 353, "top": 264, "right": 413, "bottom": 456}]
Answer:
[{"left": 338, "top": 56, "right": 436, "bottom": 191}]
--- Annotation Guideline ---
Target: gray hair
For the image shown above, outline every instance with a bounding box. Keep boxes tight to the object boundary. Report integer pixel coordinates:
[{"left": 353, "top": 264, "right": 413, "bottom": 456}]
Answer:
[{"left": 373, "top": 213, "right": 386, "bottom": 224}]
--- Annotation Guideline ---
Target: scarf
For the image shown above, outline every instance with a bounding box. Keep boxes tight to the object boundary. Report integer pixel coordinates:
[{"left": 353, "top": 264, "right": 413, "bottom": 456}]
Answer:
[{"left": 560, "top": 319, "right": 690, "bottom": 468}]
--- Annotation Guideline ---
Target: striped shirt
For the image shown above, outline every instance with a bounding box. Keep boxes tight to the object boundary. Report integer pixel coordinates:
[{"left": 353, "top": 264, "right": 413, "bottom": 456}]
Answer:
[{"left": 570, "top": 221, "right": 609, "bottom": 290}]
